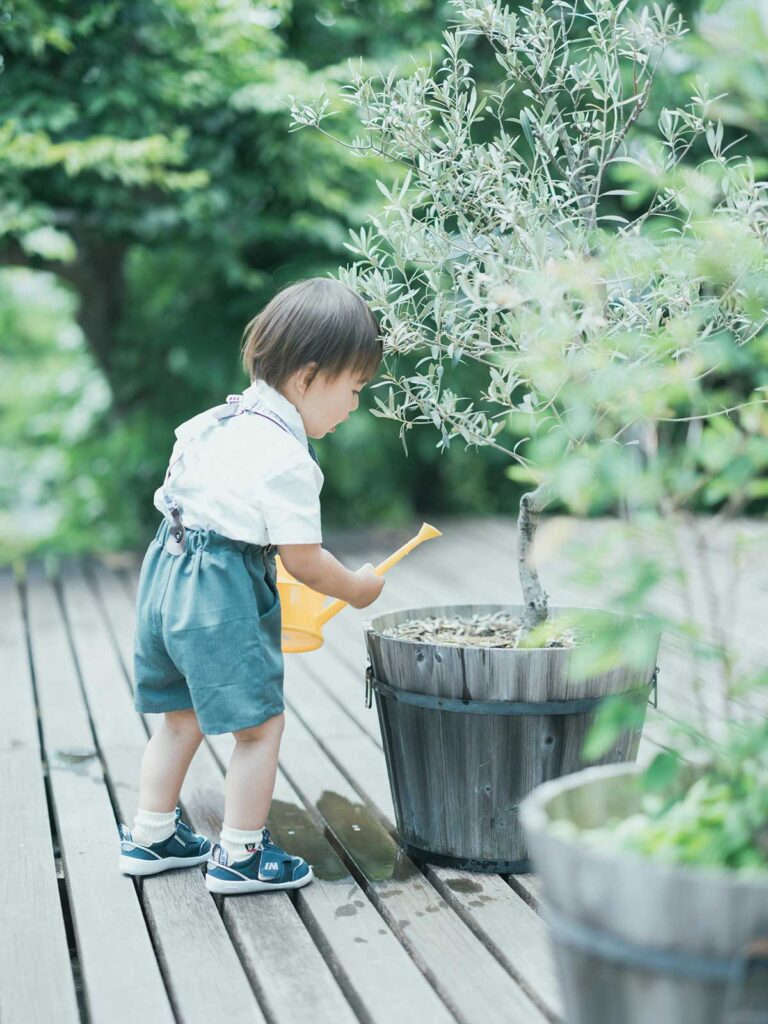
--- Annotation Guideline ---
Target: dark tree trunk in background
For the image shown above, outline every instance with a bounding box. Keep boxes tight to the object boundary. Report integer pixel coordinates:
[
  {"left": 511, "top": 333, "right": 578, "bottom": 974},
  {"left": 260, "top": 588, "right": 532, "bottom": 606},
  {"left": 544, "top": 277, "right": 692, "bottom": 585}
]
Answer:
[
  {"left": 67, "top": 232, "right": 128, "bottom": 408},
  {"left": 0, "top": 232, "right": 129, "bottom": 413}
]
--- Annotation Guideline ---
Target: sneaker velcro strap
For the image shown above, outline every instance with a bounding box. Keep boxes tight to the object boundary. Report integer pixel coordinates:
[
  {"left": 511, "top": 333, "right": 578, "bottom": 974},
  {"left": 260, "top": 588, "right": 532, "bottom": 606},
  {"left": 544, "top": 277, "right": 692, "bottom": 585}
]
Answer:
[
  {"left": 166, "top": 833, "right": 190, "bottom": 855},
  {"left": 257, "top": 850, "right": 303, "bottom": 884}
]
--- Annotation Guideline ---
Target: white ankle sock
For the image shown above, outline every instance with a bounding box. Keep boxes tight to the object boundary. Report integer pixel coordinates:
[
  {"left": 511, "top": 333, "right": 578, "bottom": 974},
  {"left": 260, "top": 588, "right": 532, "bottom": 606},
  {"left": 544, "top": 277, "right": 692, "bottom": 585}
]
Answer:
[
  {"left": 132, "top": 807, "right": 177, "bottom": 846},
  {"left": 220, "top": 824, "right": 264, "bottom": 863}
]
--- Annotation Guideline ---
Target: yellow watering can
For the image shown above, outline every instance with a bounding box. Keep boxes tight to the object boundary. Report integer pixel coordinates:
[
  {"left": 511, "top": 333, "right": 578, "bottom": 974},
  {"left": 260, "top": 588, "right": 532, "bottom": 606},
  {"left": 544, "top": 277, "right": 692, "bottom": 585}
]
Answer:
[{"left": 276, "top": 522, "right": 442, "bottom": 653}]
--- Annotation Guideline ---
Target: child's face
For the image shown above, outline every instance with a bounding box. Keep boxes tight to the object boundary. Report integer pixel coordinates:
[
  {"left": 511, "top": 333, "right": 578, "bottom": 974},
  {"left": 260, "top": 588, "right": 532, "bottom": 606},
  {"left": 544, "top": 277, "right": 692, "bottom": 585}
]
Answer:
[{"left": 287, "top": 365, "right": 370, "bottom": 439}]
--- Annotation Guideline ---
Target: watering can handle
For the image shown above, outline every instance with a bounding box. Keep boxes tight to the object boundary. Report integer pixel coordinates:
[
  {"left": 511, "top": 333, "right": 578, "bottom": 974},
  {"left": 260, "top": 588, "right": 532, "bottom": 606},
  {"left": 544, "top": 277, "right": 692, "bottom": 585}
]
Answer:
[{"left": 315, "top": 522, "right": 442, "bottom": 628}]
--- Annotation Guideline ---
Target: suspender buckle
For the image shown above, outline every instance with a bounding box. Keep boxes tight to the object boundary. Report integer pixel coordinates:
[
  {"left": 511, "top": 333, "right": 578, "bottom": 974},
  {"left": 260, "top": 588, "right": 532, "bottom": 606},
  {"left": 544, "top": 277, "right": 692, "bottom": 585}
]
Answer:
[{"left": 165, "top": 505, "right": 187, "bottom": 556}]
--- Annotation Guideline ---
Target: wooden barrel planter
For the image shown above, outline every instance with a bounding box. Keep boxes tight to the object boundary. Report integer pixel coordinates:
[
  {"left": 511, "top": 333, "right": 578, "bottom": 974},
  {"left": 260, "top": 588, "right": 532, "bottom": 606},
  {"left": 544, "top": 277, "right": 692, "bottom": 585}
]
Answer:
[
  {"left": 363, "top": 604, "right": 659, "bottom": 873},
  {"left": 520, "top": 763, "right": 768, "bottom": 1023}
]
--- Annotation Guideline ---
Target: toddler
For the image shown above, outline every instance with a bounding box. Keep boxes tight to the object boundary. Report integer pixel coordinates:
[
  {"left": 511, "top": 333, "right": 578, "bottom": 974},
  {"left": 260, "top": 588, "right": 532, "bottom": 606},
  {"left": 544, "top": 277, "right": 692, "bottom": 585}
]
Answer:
[{"left": 117, "top": 277, "right": 385, "bottom": 894}]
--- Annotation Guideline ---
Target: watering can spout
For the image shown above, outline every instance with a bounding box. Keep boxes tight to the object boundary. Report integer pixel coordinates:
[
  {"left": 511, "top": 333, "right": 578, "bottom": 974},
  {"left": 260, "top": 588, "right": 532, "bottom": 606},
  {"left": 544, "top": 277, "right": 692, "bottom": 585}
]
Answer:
[
  {"left": 316, "top": 521, "right": 442, "bottom": 628},
  {"left": 277, "top": 521, "right": 443, "bottom": 652}
]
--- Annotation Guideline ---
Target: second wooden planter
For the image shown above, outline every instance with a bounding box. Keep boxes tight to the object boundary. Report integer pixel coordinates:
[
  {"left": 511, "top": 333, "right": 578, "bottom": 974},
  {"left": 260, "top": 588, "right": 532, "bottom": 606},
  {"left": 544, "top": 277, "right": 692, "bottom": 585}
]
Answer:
[
  {"left": 363, "top": 603, "right": 659, "bottom": 872},
  {"left": 520, "top": 764, "right": 768, "bottom": 1022}
]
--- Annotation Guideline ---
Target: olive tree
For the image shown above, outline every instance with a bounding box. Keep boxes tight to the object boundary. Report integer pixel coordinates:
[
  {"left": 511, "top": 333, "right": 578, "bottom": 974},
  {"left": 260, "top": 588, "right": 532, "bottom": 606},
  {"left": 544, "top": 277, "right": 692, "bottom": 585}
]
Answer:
[{"left": 290, "top": 0, "right": 767, "bottom": 636}]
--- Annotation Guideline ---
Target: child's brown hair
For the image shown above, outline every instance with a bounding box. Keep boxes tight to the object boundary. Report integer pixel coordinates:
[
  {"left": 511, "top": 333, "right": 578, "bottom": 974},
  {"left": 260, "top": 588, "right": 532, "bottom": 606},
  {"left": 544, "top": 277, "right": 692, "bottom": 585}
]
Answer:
[{"left": 241, "top": 277, "right": 382, "bottom": 389}]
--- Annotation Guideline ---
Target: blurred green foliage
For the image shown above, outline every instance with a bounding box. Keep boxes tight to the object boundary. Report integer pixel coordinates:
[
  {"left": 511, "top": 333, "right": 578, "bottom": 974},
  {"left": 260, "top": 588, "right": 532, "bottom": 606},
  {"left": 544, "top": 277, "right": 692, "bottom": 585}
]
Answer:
[
  {"left": 1, "top": 0, "right": 523, "bottom": 562},
  {"left": 555, "top": 693, "right": 768, "bottom": 872},
  {"left": 1, "top": 0, "right": 765, "bottom": 562}
]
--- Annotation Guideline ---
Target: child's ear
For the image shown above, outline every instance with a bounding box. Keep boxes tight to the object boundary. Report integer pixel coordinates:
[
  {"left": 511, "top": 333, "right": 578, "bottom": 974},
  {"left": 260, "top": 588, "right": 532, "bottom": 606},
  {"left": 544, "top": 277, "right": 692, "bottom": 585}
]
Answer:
[{"left": 298, "top": 362, "right": 320, "bottom": 394}]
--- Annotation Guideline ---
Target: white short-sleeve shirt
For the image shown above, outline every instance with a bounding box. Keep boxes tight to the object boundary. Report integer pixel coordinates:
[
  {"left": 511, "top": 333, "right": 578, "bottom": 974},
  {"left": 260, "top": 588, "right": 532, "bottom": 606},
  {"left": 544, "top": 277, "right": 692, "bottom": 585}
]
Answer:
[{"left": 153, "top": 379, "right": 324, "bottom": 546}]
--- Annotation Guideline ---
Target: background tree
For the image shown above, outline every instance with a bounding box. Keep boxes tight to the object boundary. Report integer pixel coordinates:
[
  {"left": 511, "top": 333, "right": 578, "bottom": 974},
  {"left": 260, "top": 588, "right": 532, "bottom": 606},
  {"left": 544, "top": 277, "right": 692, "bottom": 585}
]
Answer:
[{"left": 3, "top": 0, "right": 522, "bottom": 560}]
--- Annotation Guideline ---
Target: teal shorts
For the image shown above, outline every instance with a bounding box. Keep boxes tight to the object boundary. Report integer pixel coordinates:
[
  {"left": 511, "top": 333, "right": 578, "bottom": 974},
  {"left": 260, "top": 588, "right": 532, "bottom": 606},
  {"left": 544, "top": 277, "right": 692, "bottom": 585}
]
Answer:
[{"left": 133, "top": 519, "right": 284, "bottom": 735}]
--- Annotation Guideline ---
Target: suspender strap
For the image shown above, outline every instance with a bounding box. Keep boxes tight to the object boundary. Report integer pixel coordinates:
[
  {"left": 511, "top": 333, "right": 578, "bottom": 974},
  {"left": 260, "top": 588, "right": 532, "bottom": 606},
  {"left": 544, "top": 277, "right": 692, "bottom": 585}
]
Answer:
[{"left": 161, "top": 391, "right": 318, "bottom": 555}]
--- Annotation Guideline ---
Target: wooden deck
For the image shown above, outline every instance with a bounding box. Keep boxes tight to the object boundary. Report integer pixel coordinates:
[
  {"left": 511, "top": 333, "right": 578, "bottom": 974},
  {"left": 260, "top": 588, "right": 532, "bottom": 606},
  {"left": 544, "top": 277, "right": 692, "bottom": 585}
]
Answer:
[{"left": 3, "top": 514, "right": 766, "bottom": 1023}]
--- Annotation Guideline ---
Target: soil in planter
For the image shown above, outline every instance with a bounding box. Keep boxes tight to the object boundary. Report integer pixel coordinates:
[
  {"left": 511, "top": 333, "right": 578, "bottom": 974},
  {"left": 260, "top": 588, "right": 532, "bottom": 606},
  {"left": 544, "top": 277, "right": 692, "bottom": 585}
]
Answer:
[{"left": 380, "top": 611, "right": 583, "bottom": 649}]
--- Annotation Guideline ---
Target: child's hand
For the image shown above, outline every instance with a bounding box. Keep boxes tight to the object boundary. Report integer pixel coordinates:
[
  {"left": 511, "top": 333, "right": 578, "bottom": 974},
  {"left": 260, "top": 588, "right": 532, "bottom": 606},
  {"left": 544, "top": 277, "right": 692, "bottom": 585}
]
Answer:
[{"left": 349, "top": 563, "right": 385, "bottom": 609}]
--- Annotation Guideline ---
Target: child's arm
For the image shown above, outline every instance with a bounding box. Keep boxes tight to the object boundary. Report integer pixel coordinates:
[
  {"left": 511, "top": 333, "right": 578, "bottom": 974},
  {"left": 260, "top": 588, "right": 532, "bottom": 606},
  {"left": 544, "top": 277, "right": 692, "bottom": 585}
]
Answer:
[{"left": 278, "top": 543, "right": 384, "bottom": 609}]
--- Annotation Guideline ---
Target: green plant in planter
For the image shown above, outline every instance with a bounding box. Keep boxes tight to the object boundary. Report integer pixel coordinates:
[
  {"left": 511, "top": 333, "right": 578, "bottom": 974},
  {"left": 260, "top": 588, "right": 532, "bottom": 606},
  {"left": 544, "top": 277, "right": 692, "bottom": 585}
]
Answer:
[{"left": 556, "top": 702, "right": 768, "bottom": 872}]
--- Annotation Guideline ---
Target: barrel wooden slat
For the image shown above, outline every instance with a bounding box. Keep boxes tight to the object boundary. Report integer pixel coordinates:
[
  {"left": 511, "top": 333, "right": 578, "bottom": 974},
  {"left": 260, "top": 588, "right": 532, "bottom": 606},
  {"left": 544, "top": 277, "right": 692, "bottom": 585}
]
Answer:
[
  {"left": 278, "top": 704, "right": 549, "bottom": 1024},
  {"left": 61, "top": 563, "right": 266, "bottom": 1024},
  {"left": 365, "top": 603, "right": 658, "bottom": 703},
  {"left": 0, "top": 572, "right": 80, "bottom": 1024},
  {"left": 25, "top": 567, "right": 175, "bottom": 1024}
]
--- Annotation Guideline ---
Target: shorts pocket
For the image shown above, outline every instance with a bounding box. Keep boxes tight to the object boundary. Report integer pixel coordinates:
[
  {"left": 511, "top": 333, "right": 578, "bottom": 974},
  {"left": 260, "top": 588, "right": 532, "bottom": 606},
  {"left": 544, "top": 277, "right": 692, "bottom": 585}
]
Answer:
[
  {"left": 243, "top": 550, "right": 280, "bottom": 620},
  {"left": 264, "top": 553, "right": 279, "bottom": 601}
]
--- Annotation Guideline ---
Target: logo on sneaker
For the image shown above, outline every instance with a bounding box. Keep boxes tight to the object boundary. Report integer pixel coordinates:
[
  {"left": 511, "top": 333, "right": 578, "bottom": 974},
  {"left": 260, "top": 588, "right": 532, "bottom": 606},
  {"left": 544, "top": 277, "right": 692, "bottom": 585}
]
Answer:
[{"left": 263, "top": 860, "right": 279, "bottom": 871}]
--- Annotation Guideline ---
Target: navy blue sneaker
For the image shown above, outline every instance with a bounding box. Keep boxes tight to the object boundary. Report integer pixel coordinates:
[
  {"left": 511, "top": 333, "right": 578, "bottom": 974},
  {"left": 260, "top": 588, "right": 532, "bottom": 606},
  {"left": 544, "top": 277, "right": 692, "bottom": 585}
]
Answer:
[
  {"left": 118, "top": 807, "right": 211, "bottom": 876},
  {"left": 204, "top": 827, "right": 314, "bottom": 895}
]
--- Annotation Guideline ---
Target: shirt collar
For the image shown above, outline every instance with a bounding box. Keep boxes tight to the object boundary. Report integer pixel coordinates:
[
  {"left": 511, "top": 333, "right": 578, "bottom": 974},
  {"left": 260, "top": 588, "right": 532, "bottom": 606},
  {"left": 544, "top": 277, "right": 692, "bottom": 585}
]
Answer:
[{"left": 241, "top": 378, "right": 309, "bottom": 450}]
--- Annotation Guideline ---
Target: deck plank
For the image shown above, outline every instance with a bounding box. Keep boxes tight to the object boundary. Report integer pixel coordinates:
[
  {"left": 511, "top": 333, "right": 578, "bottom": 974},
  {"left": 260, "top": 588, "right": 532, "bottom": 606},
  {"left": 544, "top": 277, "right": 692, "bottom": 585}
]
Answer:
[
  {"left": 278, "top": 703, "right": 549, "bottom": 1024},
  {"left": 9, "top": 513, "right": 760, "bottom": 1024},
  {"left": 85, "top": 563, "right": 362, "bottom": 1024},
  {"left": 24, "top": 567, "right": 175, "bottom": 1024},
  {"left": 429, "top": 870, "right": 562, "bottom": 1021},
  {"left": 221, "top": 893, "right": 359, "bottom": 1024},
  {"left": 96, "top": 562, "right": 456, "bottom": 1024},
  {"left": 209, "top": 735, "right": 459, "bottom": 1024},
  {"left": 0, "top": 571, "right": 80, "bottom": 1024},
  {"left": 60, "top": 563, "right": 266, "bottom": 1024}
]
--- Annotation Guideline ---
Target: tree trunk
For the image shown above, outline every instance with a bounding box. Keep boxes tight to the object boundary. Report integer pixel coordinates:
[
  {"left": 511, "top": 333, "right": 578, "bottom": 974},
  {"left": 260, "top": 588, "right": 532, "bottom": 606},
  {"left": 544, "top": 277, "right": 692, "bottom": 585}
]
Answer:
[
  {"left": 0, "top": 232, "right": 128, "bottom": 411},
  {"left": 517, "top": 485, "right": 551, "bottom": 630},
  {"left": 67, "top": 232, "right": 127, "bottom": 405}
]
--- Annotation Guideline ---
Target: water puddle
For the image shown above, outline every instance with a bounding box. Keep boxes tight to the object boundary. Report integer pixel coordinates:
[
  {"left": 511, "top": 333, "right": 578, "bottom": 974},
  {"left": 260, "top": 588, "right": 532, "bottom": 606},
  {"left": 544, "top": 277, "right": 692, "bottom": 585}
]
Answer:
[
  {"left": 49, "top": 748, "right": 98, "bottom": 776},
  {"left": 316, "top": 791, "right": 420, "bottom": 883},
  {"left": 445, "top": 877, "right": 483, "bottom": 895},
  {"left": 267, "top": 798, "right": 349, "bottom": 882}
]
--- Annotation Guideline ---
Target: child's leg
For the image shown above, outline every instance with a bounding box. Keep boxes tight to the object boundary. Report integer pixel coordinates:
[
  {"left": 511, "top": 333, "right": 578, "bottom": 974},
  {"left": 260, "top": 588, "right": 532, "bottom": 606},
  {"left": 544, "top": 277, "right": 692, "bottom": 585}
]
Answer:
[
  {"left": 220, "top": 712, "right": 285, "bottom": 859},
  {"left": 131, "top": 709, "right": 204, "bottom": 843}
]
